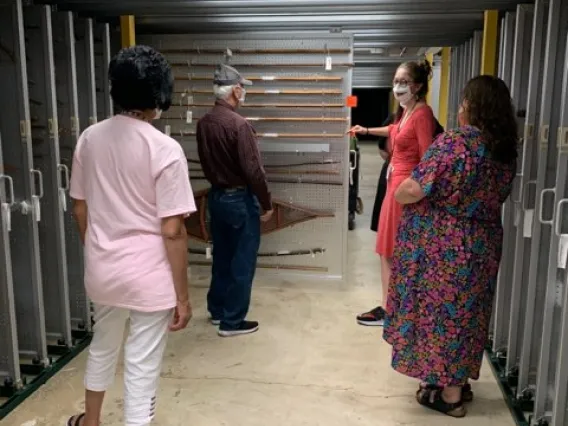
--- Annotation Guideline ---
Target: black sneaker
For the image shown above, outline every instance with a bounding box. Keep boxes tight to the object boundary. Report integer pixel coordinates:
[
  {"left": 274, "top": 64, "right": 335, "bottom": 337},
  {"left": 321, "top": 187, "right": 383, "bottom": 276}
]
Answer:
[
  {"left": 356, "top": 306, "right": 385, "bottom": 326},
  {"left": 218, "top": 321, "right": 259, "bottom": 337}
]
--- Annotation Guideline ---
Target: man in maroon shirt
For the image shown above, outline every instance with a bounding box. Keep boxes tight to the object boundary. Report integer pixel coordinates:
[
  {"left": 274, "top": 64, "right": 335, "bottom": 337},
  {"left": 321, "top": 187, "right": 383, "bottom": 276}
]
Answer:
[{"left": 196, "top": 64, "right": 273, "bottom": 337}]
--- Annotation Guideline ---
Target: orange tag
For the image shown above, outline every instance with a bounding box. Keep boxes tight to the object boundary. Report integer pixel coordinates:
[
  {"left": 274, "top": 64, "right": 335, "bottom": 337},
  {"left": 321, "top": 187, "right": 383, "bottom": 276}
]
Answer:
[{"left": 346, "top": 95, "right": 358, "bottom": 108}]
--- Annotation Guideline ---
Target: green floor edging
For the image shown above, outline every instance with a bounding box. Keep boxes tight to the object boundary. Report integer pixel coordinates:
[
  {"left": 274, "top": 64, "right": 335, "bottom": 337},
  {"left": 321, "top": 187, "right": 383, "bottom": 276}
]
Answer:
[
  {"left": 485, "top": 349, "right": 530, "bottom": 426},
  {"left": 0, "top": 334, "right": 92, "bottom": 421}
]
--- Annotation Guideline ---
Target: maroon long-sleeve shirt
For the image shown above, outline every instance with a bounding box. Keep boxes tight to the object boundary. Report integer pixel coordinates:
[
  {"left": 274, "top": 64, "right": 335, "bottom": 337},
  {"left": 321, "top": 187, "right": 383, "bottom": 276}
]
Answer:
[{"left": 196, "top": 100, "right": 272, "bottom": 211}]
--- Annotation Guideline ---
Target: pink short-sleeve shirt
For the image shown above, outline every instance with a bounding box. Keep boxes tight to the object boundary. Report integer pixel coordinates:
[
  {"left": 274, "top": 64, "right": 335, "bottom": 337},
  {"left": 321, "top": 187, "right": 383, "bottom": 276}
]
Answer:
[{"left": 70, "top": 115, "right": 196, "bottom": 312}]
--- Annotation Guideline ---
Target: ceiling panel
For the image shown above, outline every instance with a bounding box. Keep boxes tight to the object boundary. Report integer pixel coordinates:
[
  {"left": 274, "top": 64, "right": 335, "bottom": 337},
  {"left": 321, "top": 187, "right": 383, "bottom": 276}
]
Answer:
[{"left": 40, "top": 0, "right": 520, "bottom": 70}]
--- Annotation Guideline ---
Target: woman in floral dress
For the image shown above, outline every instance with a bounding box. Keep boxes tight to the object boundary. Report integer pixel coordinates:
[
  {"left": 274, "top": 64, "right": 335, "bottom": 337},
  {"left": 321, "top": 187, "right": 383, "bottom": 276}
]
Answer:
[{"left": 383, "top": 75, "right": 518, "bottom": 417}]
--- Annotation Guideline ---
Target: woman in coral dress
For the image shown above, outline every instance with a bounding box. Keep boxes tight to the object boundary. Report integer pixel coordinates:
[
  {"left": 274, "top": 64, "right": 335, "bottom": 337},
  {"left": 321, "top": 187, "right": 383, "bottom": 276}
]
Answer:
[{"left": 350, "top": 59, "right": 438, "bottom": 325}]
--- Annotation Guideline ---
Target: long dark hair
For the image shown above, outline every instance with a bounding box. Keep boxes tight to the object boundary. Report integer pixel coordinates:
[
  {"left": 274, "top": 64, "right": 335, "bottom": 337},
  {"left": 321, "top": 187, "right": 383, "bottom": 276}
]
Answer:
[
  {"left": 395, "top": 58, "right": 432, "bottom": 121},
  {"left": 462, "top": 75, "right": 518, "bottom": 164}
]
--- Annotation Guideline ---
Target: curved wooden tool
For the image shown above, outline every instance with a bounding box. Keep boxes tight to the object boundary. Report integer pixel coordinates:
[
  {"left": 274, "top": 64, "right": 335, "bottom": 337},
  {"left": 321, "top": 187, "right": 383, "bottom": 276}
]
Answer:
[{"left": 185, "top": 188, "right": 334, "bottom": 243}]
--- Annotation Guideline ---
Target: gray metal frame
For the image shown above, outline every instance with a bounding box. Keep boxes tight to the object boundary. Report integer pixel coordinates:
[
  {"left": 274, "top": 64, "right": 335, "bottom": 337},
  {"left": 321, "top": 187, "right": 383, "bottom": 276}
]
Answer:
[
  {"left": 471, "top": 30, "right": 482, "bottom": 78},
  {"left": 532, "top": 0, "right": 568, "bottom": 421},
  {"left": 0, "top": 0, "right": 48, "bottom": 366},
  {"left": 0, "top": 131, "right": 21, "bottom": 389},
  {"left": 518, "top": 0, "right": 568, "bottom": 408},
  {"left": 101, "top": 23, "right": 113, "bottom": 118},
  {"left": 24, "top": 4, "right": 73, "bottom": 349},
  {"left": 493, "top": 5, "right": 526, "bottom": 355},
  {"left": 447, "top": 46, "right": 459, "bottom": 128},
  {"left": 549, "top": 38, "right": 568, "bottom": 426},
  {"left": 505, "top": 0, "right": 547, "bottom": 377},
  {"left": 54, "top": 12, "right": 90, "bottom": 332}
]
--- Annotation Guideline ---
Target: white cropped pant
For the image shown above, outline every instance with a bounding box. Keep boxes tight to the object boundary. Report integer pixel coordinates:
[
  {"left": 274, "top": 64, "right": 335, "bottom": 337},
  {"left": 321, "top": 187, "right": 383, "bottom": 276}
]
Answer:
[{"left": 85, "top": 304, "right": 172, "bottom": 426}]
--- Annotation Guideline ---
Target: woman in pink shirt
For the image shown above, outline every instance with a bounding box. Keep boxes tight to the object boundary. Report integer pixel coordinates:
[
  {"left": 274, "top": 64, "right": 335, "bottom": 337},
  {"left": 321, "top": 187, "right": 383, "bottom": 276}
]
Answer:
[{"left": 67, "top": 46, "right": 196, "bottom": 426}]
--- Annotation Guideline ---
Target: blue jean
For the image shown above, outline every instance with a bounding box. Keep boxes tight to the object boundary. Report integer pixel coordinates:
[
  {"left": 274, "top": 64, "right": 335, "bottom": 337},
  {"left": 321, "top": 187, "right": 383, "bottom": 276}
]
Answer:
[{"left": 207, "top": 187, "right": 261, "bottom": 330}]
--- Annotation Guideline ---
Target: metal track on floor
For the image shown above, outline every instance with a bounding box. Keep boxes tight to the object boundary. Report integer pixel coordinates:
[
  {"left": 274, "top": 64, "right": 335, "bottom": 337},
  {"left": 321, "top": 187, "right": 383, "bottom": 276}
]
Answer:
[
  {"left": 0, "top": 331, "right": 92, "bottom": 421},
  {"left": 486, "top": 344, "right": 531, "bottom": 426}
]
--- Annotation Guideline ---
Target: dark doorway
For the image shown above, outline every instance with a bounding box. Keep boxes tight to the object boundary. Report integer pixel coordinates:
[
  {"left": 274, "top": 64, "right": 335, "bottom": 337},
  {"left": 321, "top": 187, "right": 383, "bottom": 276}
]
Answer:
[{"left": 350, "top": 88, "right": 390, "bottom": 141}]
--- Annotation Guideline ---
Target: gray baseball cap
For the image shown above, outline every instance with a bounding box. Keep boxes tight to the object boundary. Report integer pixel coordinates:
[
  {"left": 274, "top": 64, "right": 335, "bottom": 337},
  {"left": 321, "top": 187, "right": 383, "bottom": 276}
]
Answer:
[{"left": 213, "top": 64, "right": 252, "bottom": 86}]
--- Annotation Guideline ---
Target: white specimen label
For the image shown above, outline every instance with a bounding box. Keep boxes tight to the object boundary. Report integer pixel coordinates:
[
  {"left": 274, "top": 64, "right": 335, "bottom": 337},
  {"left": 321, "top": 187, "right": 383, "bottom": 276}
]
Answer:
[
  {"left": 263, "top": 133, "right": 279, "bottom": 138},
  {"left": 265, "top": 89, "right": 280, "bottom": 94},
  {"left": 262, "top": 76, "right": 276, "bottom": 81},
  {"left": 325, "top": 56, "right": 333, "bottom": 71},
  {"left": 186, "top": 110, "right": 193, "bottom": 124},
  {"left": 559, "top": 235, "right": 568, "bottom": 269},
  {"left": 522, "top": 209, "right": 534, "bottom": 238},
  {"left": 164, "top": 125, "right": 171, "bottom": 136},
  {"left": 206, "top": 247, "right": 212, "bottom": 259}
]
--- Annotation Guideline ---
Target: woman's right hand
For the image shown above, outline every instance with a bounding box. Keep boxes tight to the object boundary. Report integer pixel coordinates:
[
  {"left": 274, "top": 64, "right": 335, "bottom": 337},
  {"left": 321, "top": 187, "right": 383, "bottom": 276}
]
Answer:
[{"left": 348, "top": 125, "right": 367, "bottom": 135}]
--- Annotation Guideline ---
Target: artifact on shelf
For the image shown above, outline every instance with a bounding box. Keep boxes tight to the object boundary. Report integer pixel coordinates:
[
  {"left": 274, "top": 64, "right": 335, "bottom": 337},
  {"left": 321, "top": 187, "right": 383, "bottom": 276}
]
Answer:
[{"left": 185, "top": 188, "right": 335, "bottom": 243}]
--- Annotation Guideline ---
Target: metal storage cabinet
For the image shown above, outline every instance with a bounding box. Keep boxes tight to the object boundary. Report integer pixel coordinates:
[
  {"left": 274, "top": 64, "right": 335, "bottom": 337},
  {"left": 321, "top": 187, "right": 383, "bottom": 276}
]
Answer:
[
  {"left": 471, "top": 30, "right": 482, "bottom": 79},
  {"left": 23, "top": 4, "right": 73, "bottom": 351},
  {"left": 75, "top": 17, "right": 98, "bottom": 130},
  {"left": 517, "top": 0, "right": 568, "bottom": 413},
  {"left": 533, "top": 1, "right": 568, "bottom": 422},
  {"left": 492, "top": 8, "right": 519, "bottom": 357},
  {"left": 506, "top": 0, "right": 548, "bottom": 379},
  {"left": 549, "top": 36, "right": 568, "bottom": 422},
  {"left": 95, "top": 22, "right": 113, "bottom": 119},
  {"left": 0, "top": 132, "right": 21, "bottom": 392},
  {"left": 52, "top": 11, "right": 90, "bottom": 333},
  {"left": 0, "top": 0, "right": 48, "bottom": 368}
]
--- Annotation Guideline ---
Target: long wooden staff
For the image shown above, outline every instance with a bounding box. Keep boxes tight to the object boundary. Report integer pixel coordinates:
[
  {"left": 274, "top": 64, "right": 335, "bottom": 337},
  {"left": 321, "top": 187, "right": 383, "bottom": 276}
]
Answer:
[
  {"left": 189, "top": 260, "right": 328, "bottom": 273},
  {"left": 188, "top": 168, "right": 339, "bottom": 176},
  {"left": 188, "top": 247, "right": 326, "bottom": 257},
  {"left": 161, "top": 48, "right": 350, "bottom": 54},
  {"left": 170, "top": 62, "right": 354, "bottom": 68},
  {"left": 188, "top": 176, "right": 342, "bottom": 186},
  {"left": 162, "top": 116, "right": 347, "bottom": 123},
  {"left": 178, "top": 75, "right": 343, "bottom": 82},
  {"left": 170, "top": 102, "right": 345, "bottom": 108},
  {"left": 186, "top": 158, "right": 341, "bottom": 168},
  {"left": 171, "top": 131, "right": 344, "bottom": 138},
  {"left": 185, "top": 88, "right": 343, "bottom": 95}
]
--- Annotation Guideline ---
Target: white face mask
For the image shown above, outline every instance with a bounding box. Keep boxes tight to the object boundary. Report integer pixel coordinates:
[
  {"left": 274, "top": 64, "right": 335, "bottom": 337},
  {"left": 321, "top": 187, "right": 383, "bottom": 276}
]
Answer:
[
  {"left": 154, "top": 108, "right": 163, "bottom": 120},
  {"left": 238, "top": 87, "right": 246, "bottom": 104},
  {"left": 393, "top": 84, "right": 413, "bottom": 107}
]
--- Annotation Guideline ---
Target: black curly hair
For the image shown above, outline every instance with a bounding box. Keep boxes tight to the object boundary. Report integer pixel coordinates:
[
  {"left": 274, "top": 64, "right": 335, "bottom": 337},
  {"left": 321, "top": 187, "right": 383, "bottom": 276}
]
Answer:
[
  {"left": 462, "top": 75, "right": 518, "bottom": 164},
  {"left": 108, "top": 45, "right": 173, "bottom": 112}
]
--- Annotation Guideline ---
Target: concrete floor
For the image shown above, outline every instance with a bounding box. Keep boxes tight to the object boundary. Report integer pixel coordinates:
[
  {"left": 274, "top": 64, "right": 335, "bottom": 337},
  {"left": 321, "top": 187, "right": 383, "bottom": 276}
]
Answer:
[{"left": 5, "top": 142, "right": 516, "bottom": 426}]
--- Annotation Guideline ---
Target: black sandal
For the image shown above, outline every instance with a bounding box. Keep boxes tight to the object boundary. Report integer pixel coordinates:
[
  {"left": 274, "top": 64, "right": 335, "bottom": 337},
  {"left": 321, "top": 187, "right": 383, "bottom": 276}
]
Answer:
[
  {"left": 67, "top": 413, "right": 85, "bottom": 426},
  {"left": 419, "top": 383, "right": 474, "bottom": 402},
  {"left": 416, "top": 388, "right": 467, "bottom": 418}
]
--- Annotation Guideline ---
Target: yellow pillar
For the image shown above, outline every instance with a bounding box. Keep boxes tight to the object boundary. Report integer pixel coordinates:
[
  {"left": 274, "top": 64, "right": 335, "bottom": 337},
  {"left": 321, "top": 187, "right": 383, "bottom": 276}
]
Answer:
[
  {"left": 480, "top": 10, "right": 499, "bottom": 75},
  {"left": 425, "top": 52, "right": 434, "bottom": 105},
  {"left": 120, "top": 15, "right": 136, "bottom": 48},
  {"left": 438, "top": 48, "right": 451, "bottom": 128},
  {"left": 390, "top": 91, "right": 398, "bottom": 115}
]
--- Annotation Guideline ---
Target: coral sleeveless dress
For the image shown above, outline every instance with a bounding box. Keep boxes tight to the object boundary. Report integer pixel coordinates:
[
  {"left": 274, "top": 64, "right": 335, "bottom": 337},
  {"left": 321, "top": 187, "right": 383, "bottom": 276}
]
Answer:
[{"left": 376, "top": 105, "right": 435, "bottom": 258}]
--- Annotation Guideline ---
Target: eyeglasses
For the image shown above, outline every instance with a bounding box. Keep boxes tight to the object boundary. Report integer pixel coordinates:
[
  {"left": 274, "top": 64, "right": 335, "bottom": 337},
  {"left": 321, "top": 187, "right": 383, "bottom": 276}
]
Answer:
[{"left": 392, "top": 79, "right": 413, "bottom": 86}]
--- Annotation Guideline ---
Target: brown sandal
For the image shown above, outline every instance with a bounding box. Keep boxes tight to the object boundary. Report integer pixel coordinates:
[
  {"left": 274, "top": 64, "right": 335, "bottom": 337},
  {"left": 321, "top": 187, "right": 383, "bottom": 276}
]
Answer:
[
  {"left": 419, "top": 383, "right": 474, "bottom": 402},
  {"left": 67, "top": 413, "right": 85, "bottom": 426},
  {"left": 416, "top": 388, "right": 467, "bottom": 418}
]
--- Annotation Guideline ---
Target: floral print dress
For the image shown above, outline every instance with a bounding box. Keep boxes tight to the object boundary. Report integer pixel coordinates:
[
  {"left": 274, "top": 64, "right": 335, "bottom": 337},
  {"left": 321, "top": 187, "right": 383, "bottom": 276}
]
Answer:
[{"left": 383, "top": 126, "right": 516, "bottom": 386}]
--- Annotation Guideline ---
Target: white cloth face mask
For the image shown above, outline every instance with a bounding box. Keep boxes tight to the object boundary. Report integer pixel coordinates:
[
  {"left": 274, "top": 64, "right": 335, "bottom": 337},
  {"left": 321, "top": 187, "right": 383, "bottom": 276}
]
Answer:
[
  {"left": 393, "top": 84, "right": 413, "bottom": 107},
  {"left": 154, "top": 109, "right": 163, "bottom": 120},
  {"left": 239, "top": 88, "right": 246, "bottom": 104}
]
